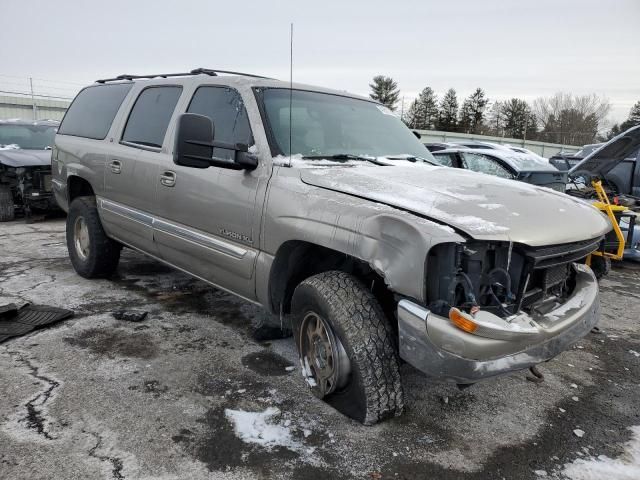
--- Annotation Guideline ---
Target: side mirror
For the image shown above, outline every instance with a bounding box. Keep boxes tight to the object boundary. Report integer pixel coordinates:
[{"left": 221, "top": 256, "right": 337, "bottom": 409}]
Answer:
[
  {"left": 174, "top": 113, "right": 214, "bottom": 169},
  {"left": 174, "top": 113, "right": 258, "bottom": 171}
]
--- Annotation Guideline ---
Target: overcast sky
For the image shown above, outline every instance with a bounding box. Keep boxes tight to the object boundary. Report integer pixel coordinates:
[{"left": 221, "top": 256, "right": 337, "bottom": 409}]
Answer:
[{"left": 1, "top": 0, "right": 639, "bottom": 125}]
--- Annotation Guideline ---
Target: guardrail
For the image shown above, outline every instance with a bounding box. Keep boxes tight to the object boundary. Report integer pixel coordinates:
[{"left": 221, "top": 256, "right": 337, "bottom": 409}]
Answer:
[{"left": 414, "top": 129, "right": 581, "bottom": 157}]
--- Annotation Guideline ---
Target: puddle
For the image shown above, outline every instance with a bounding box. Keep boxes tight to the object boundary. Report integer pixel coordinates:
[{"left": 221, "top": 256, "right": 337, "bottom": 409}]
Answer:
[
  {"left": 242, "top": 351, "right": 295, "bottom": 377},
  {"left": 64, "top": 328, "right": 158, "bottom": 359}
]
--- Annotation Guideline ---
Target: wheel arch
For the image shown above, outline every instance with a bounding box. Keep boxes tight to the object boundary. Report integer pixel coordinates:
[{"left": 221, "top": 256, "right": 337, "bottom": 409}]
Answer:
[
  {"left": 267, "top": 240, "right": 394, "bottom": 319},
  {"left": 67, "top": 175, "right": 95, "bottom": 203}
]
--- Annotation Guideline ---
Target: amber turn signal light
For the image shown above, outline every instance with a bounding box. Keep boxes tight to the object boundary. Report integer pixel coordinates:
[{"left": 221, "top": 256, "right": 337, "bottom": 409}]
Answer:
[{"left": 449, "top": 308, "right": 478, "bottom": 333}]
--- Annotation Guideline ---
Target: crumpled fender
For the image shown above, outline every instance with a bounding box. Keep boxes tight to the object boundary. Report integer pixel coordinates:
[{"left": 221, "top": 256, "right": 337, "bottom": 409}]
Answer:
[{"left": 262, "top": 169, "right": 465, "bottom": 302}]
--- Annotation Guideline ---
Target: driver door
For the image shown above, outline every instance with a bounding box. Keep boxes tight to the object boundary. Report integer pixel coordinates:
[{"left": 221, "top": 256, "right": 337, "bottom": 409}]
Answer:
[{"left": 153, "top": 86, "right": 264, "bottom": 301}]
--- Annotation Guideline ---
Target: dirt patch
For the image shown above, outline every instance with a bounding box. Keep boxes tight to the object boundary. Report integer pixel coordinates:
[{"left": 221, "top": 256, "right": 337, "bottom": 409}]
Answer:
[
  {"left": 64, "top": 328, "right": 158, "bottom": 359},
  {"left": 241, "top": 350, "right": 295, "bottom": 377}
]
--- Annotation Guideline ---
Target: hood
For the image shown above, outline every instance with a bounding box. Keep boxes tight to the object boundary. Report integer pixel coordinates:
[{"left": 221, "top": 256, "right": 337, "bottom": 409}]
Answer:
[
  {"left": 0, "top": 148, "right": 52, "bottom": 167},
  {"left": 300, "top": 164, "right": 610, "bottom": 246},
  {"left": 569, "top": 125, "right": 640, "bottom": 177}
]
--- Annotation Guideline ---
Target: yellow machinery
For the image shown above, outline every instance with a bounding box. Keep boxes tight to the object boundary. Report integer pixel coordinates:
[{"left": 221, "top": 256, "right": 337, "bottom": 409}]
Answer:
[{"left": 586, "top": 180, "right": 629, "bottom": 276}]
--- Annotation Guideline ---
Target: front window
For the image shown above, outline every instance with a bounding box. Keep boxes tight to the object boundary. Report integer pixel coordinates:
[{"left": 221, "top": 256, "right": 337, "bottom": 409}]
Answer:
[
  {"left": 460, "top": 152, "right": 515, "bottom": 179},
  {"left": 187, "top": 86, "right": 253, "bottom": 161},
  {"left": 0, "top": 124, "right": 57, "bottom": 150},
  {"left": 256, "top": 88, "right": 435, "bottom": 161},
  {"left": 432, "top": 152, "right": 455, "bottom": 167}
]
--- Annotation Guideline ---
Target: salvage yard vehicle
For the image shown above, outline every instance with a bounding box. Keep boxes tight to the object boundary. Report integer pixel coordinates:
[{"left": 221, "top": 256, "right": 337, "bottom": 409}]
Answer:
[
  {"left": 431, "top": 147, "right": 568, "bottom": 191},
  {"left": 566, "top": 125, "right": 640, "bottom": 267},
  {"left": 551, "top": 142, "right": 640, "bottom": 197},
  {"left": 52, "top": 69, "right": 610, "bottom": 425},
  {"left": 0, "top": 119, "right": 59, "bottom": 221}
]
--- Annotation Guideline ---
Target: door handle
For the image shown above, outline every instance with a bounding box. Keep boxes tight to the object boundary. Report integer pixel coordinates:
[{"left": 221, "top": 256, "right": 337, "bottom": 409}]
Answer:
[
  {"left": 160, "top": 170, "right": 176, "bottom": 187},
  {"left": 109, "top": 160, "right": 122, "bottom": 174}
]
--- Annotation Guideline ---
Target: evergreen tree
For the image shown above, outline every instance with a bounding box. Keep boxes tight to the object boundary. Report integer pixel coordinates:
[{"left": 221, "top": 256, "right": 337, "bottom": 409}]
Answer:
[
  {"left": 458, "top": 98, "right": 474, "bottom": 133},
  {"left": 406, "top": 87, "right": 438, "bottom": 130},
  {"left": 437, "top": 88, "right": 458, "bottom": 132},
  {"left": 501, "top": 98, "right": 531, "bottom": 139},
  {"left": 619, "top": 101, "right": 640, "bottom": 131},
  {"left": 369, "top": 75, "right": 400, "bottom": 111},
  {"left": 466, "top": 88, "right": 489, "bottom": 133},
  {"left": 457, "top": 88, "right": 488, "bottom": 133}
]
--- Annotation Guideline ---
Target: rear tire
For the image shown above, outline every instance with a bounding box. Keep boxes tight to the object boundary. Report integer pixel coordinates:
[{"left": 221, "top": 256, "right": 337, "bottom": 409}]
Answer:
[
  {"left": 590, "top": 255, "right": 611, "bottom": 279},
  {"left": 0, "top": 185, "right": 15, "bottom": 222},
  {"left": 291, "top": 271, "right": 403, "bottom": 425},
  {"left": 66, "top": 196, "right": 121, "bottom": 278}
]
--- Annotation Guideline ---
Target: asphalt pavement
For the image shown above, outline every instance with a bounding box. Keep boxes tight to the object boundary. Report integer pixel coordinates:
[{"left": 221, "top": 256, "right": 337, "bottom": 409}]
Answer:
[{"left": 1, "top": 219, "right": 639, "bottom": 480}]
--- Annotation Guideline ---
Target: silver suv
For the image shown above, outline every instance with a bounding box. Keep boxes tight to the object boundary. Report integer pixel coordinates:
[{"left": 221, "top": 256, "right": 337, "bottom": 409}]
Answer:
[{"left": 52, "top": 69, "right": 610, "bottom": 425}]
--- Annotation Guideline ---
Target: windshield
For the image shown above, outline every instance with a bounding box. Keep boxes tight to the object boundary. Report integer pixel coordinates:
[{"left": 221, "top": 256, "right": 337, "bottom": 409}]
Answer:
[
  {"left": 258, "top": 88, "right": 435, "bottom": 161},
  {"left": 573, "top": 144, "right": 601, "bottom": 158},
  {"left": 0, "top": 124, "right": 57, "bottom": 150}
]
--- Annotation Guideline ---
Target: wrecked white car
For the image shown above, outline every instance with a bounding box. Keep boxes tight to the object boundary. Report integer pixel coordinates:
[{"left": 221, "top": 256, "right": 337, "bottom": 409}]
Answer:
[
  {"left": 52, "top": 69, "right": 610, "bottom": 424},
  {"left": 0, "top": 119, "right": 59, "bottom": 221}
]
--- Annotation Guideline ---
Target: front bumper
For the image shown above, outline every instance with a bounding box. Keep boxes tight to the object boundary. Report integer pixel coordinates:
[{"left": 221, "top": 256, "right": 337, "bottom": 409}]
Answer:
[{"left": 398, "top": 263, "right": 600, "bottom": 383}]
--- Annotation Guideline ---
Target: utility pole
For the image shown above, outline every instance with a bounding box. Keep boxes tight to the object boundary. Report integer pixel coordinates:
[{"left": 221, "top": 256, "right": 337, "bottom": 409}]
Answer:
[
  {"left": 400, "top": 96, "right": 405, "bottom": 123},
  {"left": 29, "top": 77, "right": 37, "bottom": 120}
]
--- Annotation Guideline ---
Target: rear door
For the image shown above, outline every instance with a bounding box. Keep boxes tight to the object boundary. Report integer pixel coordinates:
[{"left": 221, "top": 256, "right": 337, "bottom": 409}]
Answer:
[
  {"left": 101, "top": 85, "right": 182, "bottom": 254},
  {"left": 153, "top": 85, "right": 263, "bottom": 301}
]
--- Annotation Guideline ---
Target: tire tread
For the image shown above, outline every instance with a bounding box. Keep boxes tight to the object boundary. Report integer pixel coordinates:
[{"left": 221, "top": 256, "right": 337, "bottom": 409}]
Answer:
[{"left": 294, "top": 271, "right": 404, "bottom": 425}]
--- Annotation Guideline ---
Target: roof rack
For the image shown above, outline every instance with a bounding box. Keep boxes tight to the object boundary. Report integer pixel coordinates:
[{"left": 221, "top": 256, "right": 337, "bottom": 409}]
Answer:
[{"left": 95, "top": 68, "right": 274, "bottom": 84}]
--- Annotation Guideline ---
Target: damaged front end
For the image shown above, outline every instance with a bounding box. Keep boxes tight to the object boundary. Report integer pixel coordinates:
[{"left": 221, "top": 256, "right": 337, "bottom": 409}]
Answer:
[
  {"left": 0, "top": 164, "right": 57, "bottom": 217},
  {"left": 398, "top": 237, "right": 603, "bottom": 383}
]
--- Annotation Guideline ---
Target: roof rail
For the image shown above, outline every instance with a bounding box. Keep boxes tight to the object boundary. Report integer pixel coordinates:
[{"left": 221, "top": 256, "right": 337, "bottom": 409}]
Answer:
[{"left": 95, "top": 68, "right": 274, "bottom": 83}]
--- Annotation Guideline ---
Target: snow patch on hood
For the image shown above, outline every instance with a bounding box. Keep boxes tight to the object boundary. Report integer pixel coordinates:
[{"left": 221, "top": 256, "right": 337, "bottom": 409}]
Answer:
[{"left": 273, "top": 154, "right": 362, "bottom": 168}]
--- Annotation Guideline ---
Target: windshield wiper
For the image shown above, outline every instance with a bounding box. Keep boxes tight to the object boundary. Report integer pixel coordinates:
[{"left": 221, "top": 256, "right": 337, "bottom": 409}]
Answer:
[
  {"left": 302, "top": 154, "right": 388, "bottom": 166},
  {"left": 384, "top": 154, "right": 437, "bottom": 165}
]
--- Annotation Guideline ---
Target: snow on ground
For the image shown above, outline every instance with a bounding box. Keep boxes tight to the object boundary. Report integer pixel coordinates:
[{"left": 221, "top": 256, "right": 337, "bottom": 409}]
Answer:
[
  {"left": 561, "top": 426, "right": 640, "bottom": 480},
  {"left": 225, "top": 407, "right": 302, "bottom": 451}
]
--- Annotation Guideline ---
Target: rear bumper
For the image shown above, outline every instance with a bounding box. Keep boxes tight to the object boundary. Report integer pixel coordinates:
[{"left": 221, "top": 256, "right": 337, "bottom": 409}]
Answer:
[{"left": 398, "top": 263, "right": 600, "bottom": 383}]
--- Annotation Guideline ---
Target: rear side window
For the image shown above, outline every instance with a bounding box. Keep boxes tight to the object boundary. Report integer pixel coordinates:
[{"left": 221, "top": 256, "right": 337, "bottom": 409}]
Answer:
[
  {"left": 187, "top": 86, "right": 253, "bottom": 160},
  {"left": 122, "top": 86, "right": 182, "bottom": 148},
  {"left": 58, "top": 83, "right": 133, "bottom": 140},
  {"left": 433, "top": 152, "right": 454, "bottom": 167},
  {"left": 461, "top": 152, "right": 515, "bottom": 179}
]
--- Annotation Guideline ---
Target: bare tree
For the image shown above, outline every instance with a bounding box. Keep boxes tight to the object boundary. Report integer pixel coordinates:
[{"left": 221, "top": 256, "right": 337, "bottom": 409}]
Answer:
[{"left": 533, "top": 93, "right": 610, "bottom": 145}]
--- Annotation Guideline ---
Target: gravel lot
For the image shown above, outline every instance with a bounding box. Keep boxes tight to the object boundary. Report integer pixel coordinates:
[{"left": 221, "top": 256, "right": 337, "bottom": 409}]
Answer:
[{"left": 1, "top": 218, "right": 639, "bottom": 480}]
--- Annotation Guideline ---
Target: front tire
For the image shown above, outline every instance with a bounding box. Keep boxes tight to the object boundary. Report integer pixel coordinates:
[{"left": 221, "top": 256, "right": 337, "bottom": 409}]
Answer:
[
  {"left": 590, "top": 255, "right": 611, "bottom": 279},
  {"left": 66, "top": 196, "right": 121, "bottom": 278},
  {"left": 291, "top": 271, "right": 403, "bottom": 425},
  {"left": 0, "top": 185, "right": 15, "bottom": 222}
]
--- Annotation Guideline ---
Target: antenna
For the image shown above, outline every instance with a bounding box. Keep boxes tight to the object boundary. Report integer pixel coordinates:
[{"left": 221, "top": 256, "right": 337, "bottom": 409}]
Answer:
[{"left": 289, "top": 22, "right": 293, "bottom": 167}]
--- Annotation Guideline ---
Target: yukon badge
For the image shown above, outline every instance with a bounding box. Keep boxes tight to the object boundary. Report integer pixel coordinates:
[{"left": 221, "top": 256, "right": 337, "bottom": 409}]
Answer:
[{"left": 220, "top": 229, "right": 253, "bottom": 244}]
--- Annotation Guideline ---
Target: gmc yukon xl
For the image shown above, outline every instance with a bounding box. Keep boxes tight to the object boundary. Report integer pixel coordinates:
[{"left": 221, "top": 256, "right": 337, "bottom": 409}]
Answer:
[{"left": 52, "top": 69, "right": 610, "bottom": 424}]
